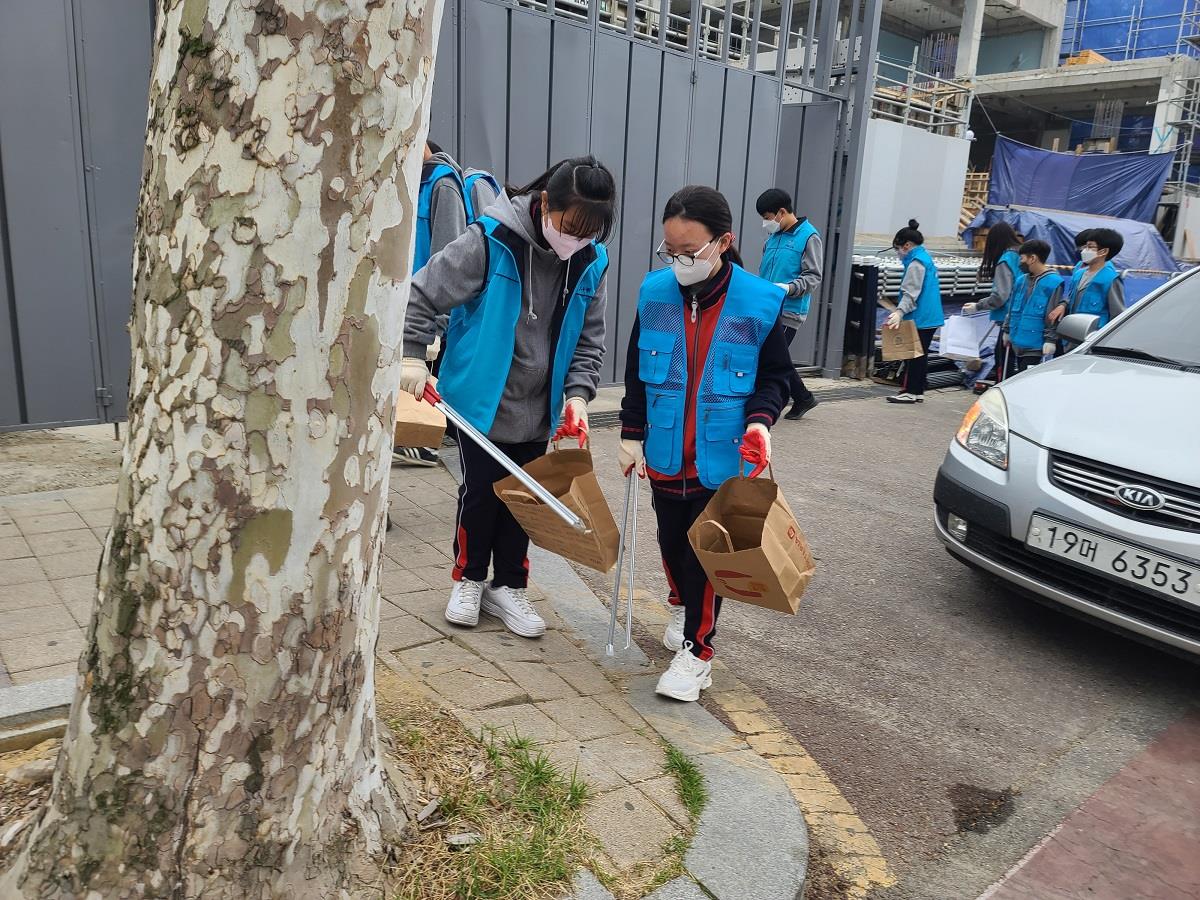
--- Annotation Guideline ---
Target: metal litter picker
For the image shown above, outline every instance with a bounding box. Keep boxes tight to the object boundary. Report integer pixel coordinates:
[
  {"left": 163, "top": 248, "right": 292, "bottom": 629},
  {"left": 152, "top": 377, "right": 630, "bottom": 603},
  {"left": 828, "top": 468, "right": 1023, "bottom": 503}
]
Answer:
[
  {"left": 606, "top": 472, "right": 639, "bottom": 656},
  {"left": 420, "top": 384, "right": 588, "bottom": 532}
]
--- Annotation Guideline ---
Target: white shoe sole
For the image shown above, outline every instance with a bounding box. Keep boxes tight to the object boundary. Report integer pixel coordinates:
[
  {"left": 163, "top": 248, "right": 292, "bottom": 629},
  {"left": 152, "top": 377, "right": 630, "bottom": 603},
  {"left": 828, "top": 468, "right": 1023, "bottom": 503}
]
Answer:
[
  {"left": 655, "top": 675, "right": 713, "bottom": 702},
  {"left": 444, "top": 606, "right": 480, "bottom": 627},
  {"left": 481, "top": 597, "right": 545, "bottom": 638}
]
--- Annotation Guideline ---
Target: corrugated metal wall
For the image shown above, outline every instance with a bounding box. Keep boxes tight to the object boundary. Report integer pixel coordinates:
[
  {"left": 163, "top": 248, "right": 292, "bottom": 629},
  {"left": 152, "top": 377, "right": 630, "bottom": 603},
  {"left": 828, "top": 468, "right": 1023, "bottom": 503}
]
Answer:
[
  {"left": 431, "top": 0, "right": 856, "bottom": 381},
  {"left": 0, "top": 0, "right": 150, "bottom": 430},
  {"left": 2, "top": 0, "right": 881, "bottom": 428}
]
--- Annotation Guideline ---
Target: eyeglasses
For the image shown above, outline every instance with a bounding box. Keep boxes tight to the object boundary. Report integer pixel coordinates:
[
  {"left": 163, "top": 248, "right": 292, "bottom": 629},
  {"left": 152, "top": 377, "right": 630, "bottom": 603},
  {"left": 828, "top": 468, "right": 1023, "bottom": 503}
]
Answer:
[{"left": 656, "top": 240, "right": 713, "bottom": 267}]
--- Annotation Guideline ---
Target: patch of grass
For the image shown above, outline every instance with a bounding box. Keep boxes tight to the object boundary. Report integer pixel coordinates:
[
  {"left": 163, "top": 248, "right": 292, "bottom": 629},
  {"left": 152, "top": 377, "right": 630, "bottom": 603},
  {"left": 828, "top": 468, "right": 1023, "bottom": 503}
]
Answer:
[
  {"left": 663, "top": 741, "right": 708, "bottom": 821},
  {"left": 378, "top": 677, "right": 592, "bottom": 900}
]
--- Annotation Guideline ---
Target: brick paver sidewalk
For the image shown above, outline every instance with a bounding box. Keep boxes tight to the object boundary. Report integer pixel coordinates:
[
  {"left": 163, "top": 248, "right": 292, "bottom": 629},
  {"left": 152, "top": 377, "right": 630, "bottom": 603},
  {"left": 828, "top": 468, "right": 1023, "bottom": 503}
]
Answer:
[{"left": 0, "top": 469, "right": 694, "bottom": 879}]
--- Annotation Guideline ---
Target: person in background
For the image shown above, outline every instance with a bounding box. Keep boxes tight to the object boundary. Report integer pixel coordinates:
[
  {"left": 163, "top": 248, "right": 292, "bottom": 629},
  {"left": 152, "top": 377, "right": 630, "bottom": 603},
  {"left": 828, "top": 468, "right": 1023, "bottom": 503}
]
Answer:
[
  {"left": 397, "top": 142, "right": 504, "bottom": 468},
  {"left": 755, "top": 188, "right": 822, "bottom": 420},
  {"left": 884, "top": 220, "right": 944, "bottom": 404},
  {"left": 620, "top": 185, "right": 791, "bottom": 703},
  {"left": 1005, "top": 239, "right": 1065, "bottom": 374},
  {"left": 963, "top": 221, "right": 1021, "bottom": 382},
  {"left": 400, "top": 156, "right": 617, "bottom": 639},
  {"left": 1061, "top": 228, "right": 1125, "bottom": 328}
]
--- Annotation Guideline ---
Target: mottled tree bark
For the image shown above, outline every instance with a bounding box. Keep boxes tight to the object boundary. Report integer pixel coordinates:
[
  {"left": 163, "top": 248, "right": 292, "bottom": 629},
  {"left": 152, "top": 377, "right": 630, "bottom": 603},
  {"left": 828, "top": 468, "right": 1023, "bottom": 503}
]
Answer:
[{"left": 0, "top": 0, "right": 441, "bottom": 896}]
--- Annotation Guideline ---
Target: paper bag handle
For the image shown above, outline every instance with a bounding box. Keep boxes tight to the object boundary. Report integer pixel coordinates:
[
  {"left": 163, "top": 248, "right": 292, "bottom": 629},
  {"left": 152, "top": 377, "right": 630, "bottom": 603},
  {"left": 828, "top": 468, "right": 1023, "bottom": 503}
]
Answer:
[{"left": 696, "top": 519, "right": 736, "bottom": 554}]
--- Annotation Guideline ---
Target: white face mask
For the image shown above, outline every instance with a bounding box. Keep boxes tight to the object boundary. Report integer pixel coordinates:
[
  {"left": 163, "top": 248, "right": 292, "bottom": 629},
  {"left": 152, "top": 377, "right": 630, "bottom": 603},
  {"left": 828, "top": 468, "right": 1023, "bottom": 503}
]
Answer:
[
  {"left": 763, "top": 219, "right": 781, "bottom": 235},
  {"left": 543, "top": 215, "right": 592, "bottom": 260},
  {"left": 671, "top": 242, "right": 719, "bottom": 286},
  {"left": 1080, "top": 248, "right": 1098, "bottom": 264}
]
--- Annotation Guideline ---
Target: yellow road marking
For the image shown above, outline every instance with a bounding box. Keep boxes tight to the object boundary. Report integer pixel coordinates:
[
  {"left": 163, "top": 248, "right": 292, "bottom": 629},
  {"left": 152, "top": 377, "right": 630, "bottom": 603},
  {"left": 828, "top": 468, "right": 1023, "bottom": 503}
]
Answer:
[{"left": 629, "top": 594, "right": 896, "bottom": 896}]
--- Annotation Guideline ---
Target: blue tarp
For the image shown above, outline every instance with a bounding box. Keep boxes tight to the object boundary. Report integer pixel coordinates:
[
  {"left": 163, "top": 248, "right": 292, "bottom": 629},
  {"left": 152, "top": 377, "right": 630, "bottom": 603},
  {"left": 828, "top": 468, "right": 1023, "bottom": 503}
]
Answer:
[
  {"left": 988, "top": 136, "right": 1173, "bottom": 223},
  {"left": 962, "top": 207, "right": 1179, "bottom": 271},
  {"left": 962, "top": 206, "right": 1183, "bottom": 305}
]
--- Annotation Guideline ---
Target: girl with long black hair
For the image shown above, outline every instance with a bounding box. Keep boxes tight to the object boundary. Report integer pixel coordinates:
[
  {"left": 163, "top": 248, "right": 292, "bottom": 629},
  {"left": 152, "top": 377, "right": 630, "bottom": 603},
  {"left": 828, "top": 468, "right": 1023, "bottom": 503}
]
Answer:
[
  {"left": 619, "top": 185, "right": 792, "bottom": 702},
  {"left": 401, "top": 156, "right": 618, "bottom": 638}
]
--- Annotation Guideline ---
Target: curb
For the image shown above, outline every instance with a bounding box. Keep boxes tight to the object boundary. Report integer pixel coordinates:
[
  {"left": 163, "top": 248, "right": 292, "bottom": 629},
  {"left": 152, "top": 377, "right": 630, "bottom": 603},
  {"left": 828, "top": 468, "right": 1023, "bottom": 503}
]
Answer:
[
  {"left": 0, "top": 676, "right": 73, "bottom": 753},
  {"left": 438, "top": 447, "right": 809, "bottom": 900}
]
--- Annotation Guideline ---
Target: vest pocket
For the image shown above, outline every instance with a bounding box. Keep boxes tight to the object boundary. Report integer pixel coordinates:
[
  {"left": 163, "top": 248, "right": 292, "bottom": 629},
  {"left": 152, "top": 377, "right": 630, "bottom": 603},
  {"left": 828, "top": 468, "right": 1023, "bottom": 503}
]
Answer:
[
  {"left": 702, "top": 408, "right": 745, "bottom": 485},
  {"left": 645, "top": 397, "right": 677, "bottom": 473},
  {"left": 713, "top": 343, "right": 758, "bottom": 396},
  {"left": 638, "top": 330, "right": 676, "bottom": 386}
]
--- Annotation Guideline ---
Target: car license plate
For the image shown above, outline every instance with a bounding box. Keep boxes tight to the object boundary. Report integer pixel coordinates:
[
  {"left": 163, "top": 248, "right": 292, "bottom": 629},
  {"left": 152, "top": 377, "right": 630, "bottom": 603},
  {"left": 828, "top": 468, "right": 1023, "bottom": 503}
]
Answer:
[{"left": 1026, "top": 515, "right": 1199, "bottom": 601}]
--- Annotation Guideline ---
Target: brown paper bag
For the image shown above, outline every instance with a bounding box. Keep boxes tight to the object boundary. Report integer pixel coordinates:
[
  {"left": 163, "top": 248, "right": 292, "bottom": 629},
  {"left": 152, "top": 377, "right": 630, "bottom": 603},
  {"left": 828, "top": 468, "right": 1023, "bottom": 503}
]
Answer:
[
  {"left": 880, "top": 319, "right": 925, "bottom": 361},
  {"left": 688, "top": 476, "right": 815, "bottom": 614},
  {"left": 493, "top": 448, "right": 620, "bottom": 572},
  {"left": 394, "top": 391, "right": 446, "bottom": 448}
]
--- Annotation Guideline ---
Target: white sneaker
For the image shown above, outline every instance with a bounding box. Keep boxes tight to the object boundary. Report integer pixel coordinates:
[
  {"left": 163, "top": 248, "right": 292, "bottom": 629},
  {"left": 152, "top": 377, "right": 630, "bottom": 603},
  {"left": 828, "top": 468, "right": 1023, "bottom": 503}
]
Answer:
[
  {"left": 655, "top": 643, "right": 712, "bottom": 702},
  {"left": 445, "top": 579, "right": 485, "bottom": 627},
  {"left": 481, "top": 585, "right": 546, "bottom": 638},
  {"left": 663, "top": 605, "right": 686, "bottom": 652}
]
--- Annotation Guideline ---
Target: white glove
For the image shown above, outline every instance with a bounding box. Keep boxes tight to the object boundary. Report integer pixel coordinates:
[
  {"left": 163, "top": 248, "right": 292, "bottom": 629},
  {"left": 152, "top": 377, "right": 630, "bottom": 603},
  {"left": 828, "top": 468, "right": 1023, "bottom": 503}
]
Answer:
[
  {"left": 399, "top": 357, "right": 429, "bottom": 399},
  {"left": 774, "top": 282, "right": 793, "bottom": 296},
  {"left": 885, "top": 309, "right": 903, "bottom": 329},
  {"left": 1042, "top": 342, "right": 1056, "bottom": 357},
  {"left": 618, "top": 439, "right": 645, "bottom": 478},
  {"left": 425, "top": 335, "right": 442, "bottom": 363},
  {"left": 961, "top": 302, "right": 978, "bottom": 314},
  {"left": 796, "top": 313, "right": 808, "bottom": 324}
]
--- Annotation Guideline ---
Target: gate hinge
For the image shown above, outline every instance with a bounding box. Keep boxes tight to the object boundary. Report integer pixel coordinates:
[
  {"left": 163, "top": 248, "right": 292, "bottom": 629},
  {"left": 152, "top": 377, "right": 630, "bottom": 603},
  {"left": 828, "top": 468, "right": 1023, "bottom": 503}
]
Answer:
[{"left": 96, "top": 387, "right": 114, "bottom": 407}]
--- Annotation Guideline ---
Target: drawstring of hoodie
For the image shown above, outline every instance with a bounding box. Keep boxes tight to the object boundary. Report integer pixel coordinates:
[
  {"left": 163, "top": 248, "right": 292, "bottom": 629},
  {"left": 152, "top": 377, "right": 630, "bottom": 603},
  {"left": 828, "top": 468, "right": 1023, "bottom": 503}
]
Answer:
[{"left": 526, "top": 241, "right": 571, "bottom": 323}]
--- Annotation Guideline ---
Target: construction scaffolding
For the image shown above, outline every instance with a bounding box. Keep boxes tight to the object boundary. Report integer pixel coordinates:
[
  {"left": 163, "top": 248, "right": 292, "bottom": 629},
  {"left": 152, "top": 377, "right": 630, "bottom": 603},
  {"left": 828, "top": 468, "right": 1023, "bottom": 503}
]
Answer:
[{"left": 1060, "top": 0, "right": 1200, "bottom": 62}]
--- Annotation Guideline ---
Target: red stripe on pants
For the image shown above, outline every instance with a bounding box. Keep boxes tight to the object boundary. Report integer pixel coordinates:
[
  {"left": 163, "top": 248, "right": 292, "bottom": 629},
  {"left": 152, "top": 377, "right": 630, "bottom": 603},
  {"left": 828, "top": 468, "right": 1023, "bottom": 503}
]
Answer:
[{"left": 694, "top": 582, "right": 717, "bottom": 661}]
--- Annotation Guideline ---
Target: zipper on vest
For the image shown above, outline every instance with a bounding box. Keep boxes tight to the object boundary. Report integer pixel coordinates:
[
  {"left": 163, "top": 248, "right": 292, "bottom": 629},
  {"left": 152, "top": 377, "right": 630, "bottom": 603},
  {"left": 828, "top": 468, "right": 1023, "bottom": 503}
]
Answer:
[{"left": 683, "top": 300, "right": 702, "bottom": 499}]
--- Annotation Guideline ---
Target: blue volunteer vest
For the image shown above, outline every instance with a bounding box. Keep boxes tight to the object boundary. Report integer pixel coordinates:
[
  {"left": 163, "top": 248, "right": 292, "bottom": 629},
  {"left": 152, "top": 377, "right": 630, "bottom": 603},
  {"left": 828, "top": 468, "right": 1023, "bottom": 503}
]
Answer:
[
  {"left": 989, "top": 249, "right": 1021, "bottom": 323},
  {"left": 462, "top": 171, "right": 503, "bottom": 223},
  {"left": 414, "top": 163, "right": 465, "bottom": 272},
  {"left": 760, "top": 219, "right": 819, "bottom": 318},
  {"left": 901, "top": 246, "right": 945, "bottom": 329},
  {"left": 1008, "top": 270, "right": 1065, "bottom": 352},
  {"left": 636, "top": 265, "right": 784, "bottom": 490},
  {"left": 437, "top": 217, "right": 608, "bottom": 438},
  {"left": 1068, "top": 261, "right": 1121, "bottom": 327}
]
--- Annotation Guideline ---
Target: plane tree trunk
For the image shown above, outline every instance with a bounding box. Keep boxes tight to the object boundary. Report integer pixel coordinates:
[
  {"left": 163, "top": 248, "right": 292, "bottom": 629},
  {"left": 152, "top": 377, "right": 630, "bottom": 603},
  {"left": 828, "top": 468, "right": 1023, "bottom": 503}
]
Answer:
[{"left": 0, "top": 0, "right": 441, "bottom": 895}]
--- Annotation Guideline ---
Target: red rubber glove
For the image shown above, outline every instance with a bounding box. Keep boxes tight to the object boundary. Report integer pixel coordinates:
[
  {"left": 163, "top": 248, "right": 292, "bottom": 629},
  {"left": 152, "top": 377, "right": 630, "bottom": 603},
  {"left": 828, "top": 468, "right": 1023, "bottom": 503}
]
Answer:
[
  {"left": 553, "top": 397, "right": 589, "bottom": 448},
  {"left": 739, "top": 423, "right": 771, "bottom": 478}
]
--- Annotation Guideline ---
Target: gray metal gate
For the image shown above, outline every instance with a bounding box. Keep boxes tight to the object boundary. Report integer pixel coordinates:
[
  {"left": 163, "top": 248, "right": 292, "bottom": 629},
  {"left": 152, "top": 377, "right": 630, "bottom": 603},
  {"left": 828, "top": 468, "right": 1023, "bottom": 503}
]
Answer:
[
  {"left": 0, "top": 0, "right": 150, "bottom": 430},
  {"left": 432, "top": 0, "right": 882, "bottom": 379}
]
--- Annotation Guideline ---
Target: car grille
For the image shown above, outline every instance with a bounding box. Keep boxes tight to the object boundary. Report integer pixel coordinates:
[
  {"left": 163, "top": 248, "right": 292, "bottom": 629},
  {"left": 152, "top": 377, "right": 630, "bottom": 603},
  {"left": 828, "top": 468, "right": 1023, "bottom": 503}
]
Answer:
[
  {"left": 1049, "top": 452, "right": 1200, "bottom": 533},
  {"left": 962, "top": 525, "right": 1200, "bottom": 642}
]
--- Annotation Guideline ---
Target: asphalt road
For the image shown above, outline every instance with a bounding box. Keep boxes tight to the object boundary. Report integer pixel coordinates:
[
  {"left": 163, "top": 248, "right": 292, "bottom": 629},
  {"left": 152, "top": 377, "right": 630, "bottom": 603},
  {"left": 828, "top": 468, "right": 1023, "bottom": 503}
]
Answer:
[{"left": 580, "top": 386, "right": 1199, "bottom": 899}]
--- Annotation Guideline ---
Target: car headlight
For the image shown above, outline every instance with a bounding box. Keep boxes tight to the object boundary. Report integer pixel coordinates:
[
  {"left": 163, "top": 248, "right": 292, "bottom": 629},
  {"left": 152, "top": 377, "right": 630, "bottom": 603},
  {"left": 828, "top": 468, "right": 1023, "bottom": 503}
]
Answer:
[{"left": 956, "top": 389, "right": 1009, "bottom": 469}]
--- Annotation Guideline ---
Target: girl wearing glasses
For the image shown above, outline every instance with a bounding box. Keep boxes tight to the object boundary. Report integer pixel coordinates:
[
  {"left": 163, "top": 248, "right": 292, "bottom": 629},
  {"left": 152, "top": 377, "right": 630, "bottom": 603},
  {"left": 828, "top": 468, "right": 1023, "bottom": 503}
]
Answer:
[
  {"left": 400, "top": 156, "right": 618, "bottom": 640},
  {"left": 618, "top": 185, "right": 792, "bottom": 702}
]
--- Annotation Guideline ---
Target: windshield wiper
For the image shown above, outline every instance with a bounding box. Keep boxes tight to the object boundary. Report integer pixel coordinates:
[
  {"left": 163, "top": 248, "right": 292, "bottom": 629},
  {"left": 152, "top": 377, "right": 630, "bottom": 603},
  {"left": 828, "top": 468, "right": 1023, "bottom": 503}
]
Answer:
[{"left": 1090, "top": 345, "right": 1192, "bottom": 367}]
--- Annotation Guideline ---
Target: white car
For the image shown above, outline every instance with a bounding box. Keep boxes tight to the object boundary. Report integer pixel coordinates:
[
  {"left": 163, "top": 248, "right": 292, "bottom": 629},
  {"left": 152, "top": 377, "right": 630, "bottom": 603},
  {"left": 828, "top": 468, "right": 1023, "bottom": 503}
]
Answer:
[{"left": 934, "top": 268, "right": 1200, "bottom": 656}]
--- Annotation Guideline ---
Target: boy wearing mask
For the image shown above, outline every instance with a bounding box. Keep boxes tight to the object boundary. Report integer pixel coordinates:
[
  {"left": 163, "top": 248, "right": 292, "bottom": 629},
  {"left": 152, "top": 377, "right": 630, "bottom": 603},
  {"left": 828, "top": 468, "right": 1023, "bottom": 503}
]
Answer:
[
  {"left": 1064, "top": 228, "right": 1125, "bottom": 328},
  {"left": 756, "top": 189, "right": 822, "bottom": 420},
  {"left": 1005, "top": 240, "right": 1065, "bottom": 373}
]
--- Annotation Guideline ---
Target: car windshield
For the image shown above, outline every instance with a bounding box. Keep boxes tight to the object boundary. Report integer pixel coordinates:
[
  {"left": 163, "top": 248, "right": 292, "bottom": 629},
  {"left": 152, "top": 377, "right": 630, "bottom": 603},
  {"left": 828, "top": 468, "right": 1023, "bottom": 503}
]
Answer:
[{"left": 1091, "top": 271, "right": 1200, "bottom": 368}]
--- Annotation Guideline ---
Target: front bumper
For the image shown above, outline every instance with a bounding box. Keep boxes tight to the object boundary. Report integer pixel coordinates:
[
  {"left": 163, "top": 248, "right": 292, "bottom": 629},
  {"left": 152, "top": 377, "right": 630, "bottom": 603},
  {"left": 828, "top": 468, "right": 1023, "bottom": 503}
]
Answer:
[{"left": 935, "top": 437, "right": 1200, "bottom": 658}]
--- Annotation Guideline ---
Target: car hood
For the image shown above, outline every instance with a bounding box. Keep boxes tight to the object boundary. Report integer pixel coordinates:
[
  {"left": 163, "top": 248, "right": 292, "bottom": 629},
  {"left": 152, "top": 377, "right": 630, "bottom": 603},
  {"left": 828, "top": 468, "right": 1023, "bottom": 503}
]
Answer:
[{"left": 1001, "top": 353, "right": 1200, "bottom": 487}]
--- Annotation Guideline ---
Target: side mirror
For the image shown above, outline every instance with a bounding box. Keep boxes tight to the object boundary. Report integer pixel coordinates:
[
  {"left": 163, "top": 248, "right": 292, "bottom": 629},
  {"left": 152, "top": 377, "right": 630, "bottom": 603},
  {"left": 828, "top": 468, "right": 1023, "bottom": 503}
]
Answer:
[{"left": 1057, "top": 313, "right": 1100, "bottom": 347}]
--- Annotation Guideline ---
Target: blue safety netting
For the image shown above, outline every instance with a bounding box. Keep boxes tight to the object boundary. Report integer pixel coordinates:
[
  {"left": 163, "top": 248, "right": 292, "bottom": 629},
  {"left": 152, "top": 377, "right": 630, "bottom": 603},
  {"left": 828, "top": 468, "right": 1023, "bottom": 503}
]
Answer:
[{"left": 988, "top": 136, "right": 1173, "bottom": 223}]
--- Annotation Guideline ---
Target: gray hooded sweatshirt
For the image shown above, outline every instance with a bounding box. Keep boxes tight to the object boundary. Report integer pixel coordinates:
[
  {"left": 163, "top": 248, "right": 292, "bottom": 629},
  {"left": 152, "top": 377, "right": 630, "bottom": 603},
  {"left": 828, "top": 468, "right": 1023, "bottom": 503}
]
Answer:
[{"left": 404, "top": 193, "right": 608, "bottom": 444}]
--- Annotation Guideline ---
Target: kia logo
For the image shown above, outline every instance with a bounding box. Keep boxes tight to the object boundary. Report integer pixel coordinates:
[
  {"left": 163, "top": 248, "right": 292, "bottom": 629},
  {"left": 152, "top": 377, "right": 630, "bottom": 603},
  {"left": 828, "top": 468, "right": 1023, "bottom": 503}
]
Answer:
[{"left": 1116, "top": 484, "right": 1165, "bottom": 511}]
